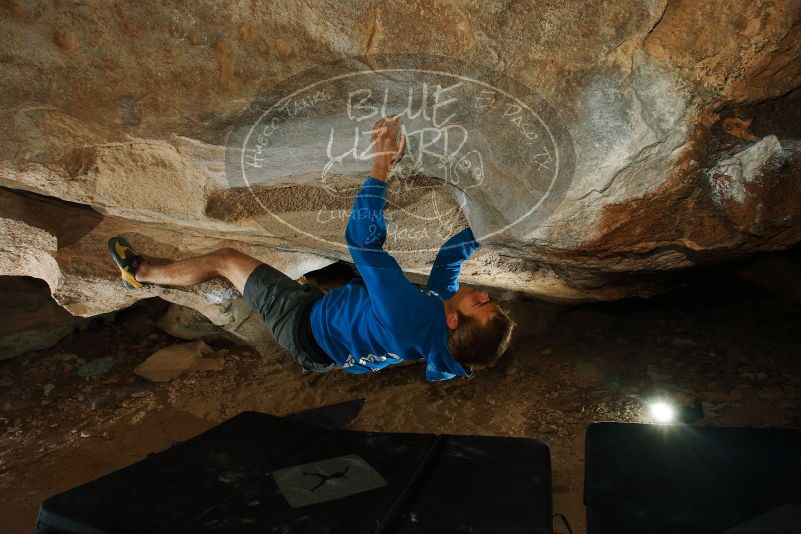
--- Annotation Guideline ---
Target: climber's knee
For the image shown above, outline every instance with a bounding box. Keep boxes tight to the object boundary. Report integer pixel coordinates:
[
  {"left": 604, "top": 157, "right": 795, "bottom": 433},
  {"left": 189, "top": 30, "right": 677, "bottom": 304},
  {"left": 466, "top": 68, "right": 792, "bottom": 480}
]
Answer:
[{"left": 212, "top": 248, "right": 262, "bottom": 293}]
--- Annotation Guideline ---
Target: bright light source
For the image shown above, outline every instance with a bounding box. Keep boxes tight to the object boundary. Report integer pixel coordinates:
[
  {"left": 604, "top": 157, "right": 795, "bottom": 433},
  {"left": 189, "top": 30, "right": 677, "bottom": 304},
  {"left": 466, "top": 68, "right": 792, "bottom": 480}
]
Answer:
[{"left": 649, "top": 401, "right": 675, "bottom": 424}]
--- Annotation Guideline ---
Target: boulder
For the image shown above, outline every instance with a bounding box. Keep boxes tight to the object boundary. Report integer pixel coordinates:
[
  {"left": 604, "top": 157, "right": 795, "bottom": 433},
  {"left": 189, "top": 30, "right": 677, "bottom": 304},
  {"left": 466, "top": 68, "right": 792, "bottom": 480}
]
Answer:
[
  {"left": 0, "top": 0, "right": 799, "bottom": 330},
  {"left": 0, "top": 276, "right": 88, "bottom": 359},
  {"left": 157, "top": 301, "right": 274, "bottom": 355}
]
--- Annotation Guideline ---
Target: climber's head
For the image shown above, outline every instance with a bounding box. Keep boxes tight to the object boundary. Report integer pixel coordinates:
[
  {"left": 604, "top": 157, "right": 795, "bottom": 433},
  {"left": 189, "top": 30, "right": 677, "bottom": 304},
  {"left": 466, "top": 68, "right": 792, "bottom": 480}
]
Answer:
[{"left": 445, "top": 286, "right": 515, "bottom": 369}]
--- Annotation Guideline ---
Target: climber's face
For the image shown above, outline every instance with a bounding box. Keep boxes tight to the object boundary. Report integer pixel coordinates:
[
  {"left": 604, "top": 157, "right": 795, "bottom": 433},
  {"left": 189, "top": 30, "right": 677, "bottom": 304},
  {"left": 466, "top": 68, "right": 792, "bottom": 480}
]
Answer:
[{"left": 451, "top": 285, "right": 501, "bottom": 327}]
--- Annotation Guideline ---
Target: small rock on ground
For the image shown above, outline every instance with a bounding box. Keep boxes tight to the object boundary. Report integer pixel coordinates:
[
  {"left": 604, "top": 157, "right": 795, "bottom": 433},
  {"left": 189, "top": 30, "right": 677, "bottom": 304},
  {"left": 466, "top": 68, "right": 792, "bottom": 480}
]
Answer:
[{"left": 134, "top": 340, "right": 223, "bottom": 383}]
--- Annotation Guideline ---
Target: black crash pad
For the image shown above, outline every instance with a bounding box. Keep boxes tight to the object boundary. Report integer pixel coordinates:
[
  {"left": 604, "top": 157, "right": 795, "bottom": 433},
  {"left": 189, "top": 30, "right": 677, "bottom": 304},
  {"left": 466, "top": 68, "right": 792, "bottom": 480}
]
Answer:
[
  {"left": 584, "top": 422, "right": 801, "bottom": 534},
  {"left": 37, "top": 401, "right": 552, "bottom": 533}
]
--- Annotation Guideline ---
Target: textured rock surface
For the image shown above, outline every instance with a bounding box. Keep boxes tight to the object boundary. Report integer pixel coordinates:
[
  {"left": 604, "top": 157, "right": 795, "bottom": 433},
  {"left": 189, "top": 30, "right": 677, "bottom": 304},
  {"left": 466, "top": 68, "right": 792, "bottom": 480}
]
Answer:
[
  {"left": 0, "top": 277, "right": 90, "bottom": 359},
  {"left": 157, "top": 301, "right": 273, "bottom": 353},
  {"left": 1, "top": 0, "right": 801, "bottom": 331}
]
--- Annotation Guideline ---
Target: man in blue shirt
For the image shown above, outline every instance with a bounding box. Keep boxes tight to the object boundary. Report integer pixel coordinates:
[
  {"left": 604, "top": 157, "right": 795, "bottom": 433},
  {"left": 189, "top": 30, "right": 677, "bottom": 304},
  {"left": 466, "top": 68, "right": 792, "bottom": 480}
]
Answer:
[{"left": 108, "top": 115, "right": 515, "bottom": 381}]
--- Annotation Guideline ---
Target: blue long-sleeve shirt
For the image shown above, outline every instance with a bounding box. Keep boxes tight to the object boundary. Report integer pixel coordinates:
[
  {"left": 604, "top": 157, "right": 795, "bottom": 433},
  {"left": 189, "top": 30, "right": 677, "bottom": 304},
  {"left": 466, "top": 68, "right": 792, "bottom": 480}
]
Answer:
[{"left": 309, "top": 176, "right": 481, "bottom": 381}]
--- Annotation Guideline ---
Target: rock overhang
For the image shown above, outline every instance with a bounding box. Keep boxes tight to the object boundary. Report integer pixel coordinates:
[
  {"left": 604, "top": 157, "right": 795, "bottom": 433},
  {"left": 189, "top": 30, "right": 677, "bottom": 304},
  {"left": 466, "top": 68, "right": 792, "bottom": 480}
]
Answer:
[{"left": 0, "top": 0, "right": 799, "bottom": 324}]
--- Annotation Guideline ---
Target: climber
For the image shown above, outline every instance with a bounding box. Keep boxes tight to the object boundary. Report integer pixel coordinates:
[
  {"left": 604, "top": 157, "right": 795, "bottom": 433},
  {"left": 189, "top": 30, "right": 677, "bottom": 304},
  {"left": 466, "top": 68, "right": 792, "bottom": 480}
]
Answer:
[{"left": 107, "top": 115, "right": 514, "bottom": 381}]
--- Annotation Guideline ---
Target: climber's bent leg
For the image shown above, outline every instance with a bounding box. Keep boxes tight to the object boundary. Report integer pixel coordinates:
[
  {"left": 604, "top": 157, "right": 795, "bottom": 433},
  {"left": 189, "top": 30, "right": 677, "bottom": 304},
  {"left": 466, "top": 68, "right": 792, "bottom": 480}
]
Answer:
[
  {"left": 135, "top": 248, "right": 262, "bottom": 294},
  {"left": 136, "top": 245, "right": 333, "bottom": 372}
]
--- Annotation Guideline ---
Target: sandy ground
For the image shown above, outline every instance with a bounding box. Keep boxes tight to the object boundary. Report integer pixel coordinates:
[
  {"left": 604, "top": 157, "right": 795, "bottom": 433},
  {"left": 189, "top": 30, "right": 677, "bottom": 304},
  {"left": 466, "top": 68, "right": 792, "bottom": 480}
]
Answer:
[{"left": 1, "top": 273, "right": 800, "bottom": 534}]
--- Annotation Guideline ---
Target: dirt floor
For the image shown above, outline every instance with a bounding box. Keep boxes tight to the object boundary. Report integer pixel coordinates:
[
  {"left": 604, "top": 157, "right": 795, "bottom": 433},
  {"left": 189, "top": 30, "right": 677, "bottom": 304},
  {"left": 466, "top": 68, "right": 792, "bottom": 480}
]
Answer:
[{"left": 1, "top": 271, "right": 801, "bottom": 534}]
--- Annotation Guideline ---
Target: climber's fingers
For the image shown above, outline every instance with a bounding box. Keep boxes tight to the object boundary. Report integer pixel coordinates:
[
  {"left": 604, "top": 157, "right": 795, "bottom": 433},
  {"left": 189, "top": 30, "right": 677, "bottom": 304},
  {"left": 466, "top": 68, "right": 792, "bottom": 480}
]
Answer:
[
  {"left": 392, "top": 131, "right": 406, "bottom": 166},
  {"left": 371, "top": 115, "right": 404, "bottom": 164}
]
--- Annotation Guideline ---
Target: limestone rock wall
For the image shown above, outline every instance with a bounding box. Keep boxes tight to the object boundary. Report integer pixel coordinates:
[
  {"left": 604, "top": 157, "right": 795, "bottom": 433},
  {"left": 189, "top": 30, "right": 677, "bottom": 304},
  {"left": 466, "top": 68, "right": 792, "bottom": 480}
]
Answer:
[{"left": 1, "top": 0, "right": 800, "bottom": 329}]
